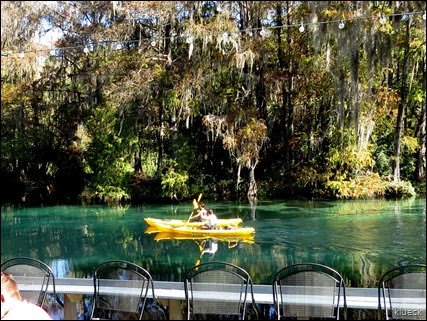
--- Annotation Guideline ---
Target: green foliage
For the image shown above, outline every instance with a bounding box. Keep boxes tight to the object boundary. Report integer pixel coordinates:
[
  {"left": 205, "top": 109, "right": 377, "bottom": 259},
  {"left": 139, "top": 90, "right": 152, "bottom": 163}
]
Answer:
[
  {"left": 401, "top": 136, "right": 419, "bottom": 153},
  {"left": 83, "top": 154, "right": 134, "bottom": 203},
  {"left": 140, "top": 153, "right": 158, "bottom": 177},
  {"left": 325, "top": 173, "right": 387, "bottom": 199},
  {"left": 82, "top": 105, "right": 134, "bottom": 203},
  {"left": 372, "top": 149, "right": 392, "bottom": 177},
  {"left": 1, "top": 1, "right": 425, "bottom": 204},
  {"left": 161, "top": 162, "right": 189, "bottom": 200},
  {"left": 82, "top": 185, "right": 130, "bottom": 203},
  {"left": 169, "top": 136, "right": 197, "bottom": 172},
  {"left": 291, "top": 164, "right": 327, "bottom": 192},
  {"left": 326, "top": 146, "right": 375, "bottom": 180},
  {"left": 400, "top": 136, "right": 419, "bottom": 180},
  {"left": 412, "top": 180, "right": 426, "bottom": 196}
]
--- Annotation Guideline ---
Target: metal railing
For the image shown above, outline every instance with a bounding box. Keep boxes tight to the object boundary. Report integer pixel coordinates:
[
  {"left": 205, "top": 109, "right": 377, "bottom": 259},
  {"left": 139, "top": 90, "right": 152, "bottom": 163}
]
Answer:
[{"left": 15, "top": 277, "right": 426, "bottom": 320}]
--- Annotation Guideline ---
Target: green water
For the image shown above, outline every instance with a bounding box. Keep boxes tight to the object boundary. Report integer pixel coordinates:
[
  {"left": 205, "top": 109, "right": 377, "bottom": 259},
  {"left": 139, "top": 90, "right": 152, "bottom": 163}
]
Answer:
[{"left": 1, "top": 198, "right": 425, "bottom": 287}]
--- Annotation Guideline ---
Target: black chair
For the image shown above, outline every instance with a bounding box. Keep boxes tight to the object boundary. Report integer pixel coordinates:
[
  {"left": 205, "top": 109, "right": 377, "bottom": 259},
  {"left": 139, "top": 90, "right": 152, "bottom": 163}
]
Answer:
[
  {"left": 90, "top": 260, "right": 158, "bottom": 320},
  {"left": 378, "top": 264, "right": 426, "bottom": 320},
  {"left": 1, "top": 257, "right": 63, "bottom": 309},
  {"left": 272, "top": 262, "right": 346, "bottom": 320},
  {"left": 184, "top": 261, "right": 257, "bottom": 320}
]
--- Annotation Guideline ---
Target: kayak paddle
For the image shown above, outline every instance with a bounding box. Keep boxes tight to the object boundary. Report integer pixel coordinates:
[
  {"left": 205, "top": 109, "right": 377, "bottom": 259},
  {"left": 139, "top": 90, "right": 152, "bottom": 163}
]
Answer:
[{"left": 187, "top": 193, "right": 203, "bottom": 223}]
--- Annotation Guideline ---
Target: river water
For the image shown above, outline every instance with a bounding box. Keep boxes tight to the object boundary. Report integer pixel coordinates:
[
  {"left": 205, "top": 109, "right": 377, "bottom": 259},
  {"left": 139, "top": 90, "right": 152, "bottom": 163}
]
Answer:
[{"left": 1, "top": 198, "right": 425, "bottom": 287}]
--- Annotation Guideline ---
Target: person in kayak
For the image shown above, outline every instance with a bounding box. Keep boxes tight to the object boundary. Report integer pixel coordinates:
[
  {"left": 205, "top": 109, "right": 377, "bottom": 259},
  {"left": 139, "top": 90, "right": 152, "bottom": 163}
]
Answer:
[
  {"left": 191, "top": 203, "right": 208, "bottom": 222},
  {"left": 203, "top": 209, "right": 217, "bottom": 230}
]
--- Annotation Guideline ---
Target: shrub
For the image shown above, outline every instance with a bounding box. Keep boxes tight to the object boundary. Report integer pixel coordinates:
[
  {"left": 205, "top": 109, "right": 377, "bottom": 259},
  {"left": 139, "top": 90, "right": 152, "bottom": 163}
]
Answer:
[
  {"left": 161, "top": 166, "right": 189, "bottom": 200},
  {"left": 384, "top": 180, "right": 416, "bottom": 198},
  {"left": 325, "top": 172, "right": 387, "bottom": 199}
]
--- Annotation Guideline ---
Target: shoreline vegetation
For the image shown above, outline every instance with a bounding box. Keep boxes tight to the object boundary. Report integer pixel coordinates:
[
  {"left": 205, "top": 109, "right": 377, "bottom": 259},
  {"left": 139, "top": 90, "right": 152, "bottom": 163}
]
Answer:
[
  {"left": 1, "top": 1, "right": 425, "bottom": 207},
  {"left": 1, "top": 175, "right": 423, "bottom": 207}
]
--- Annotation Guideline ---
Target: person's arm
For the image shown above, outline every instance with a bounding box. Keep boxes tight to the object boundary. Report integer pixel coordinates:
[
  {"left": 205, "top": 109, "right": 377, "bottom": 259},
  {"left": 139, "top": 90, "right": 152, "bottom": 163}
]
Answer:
[
  {"left": 189, "top": 214, "right": 199, "bottom": 222},
  {"left": 189, "top": 209, "right": 202, "bottom": 221}
]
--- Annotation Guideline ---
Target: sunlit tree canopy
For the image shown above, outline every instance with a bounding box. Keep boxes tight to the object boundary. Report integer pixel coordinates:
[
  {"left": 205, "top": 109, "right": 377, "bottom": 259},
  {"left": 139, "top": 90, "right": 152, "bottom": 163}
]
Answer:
[{"left": 1, "top": 1, "right": 425, "bottom": 204}]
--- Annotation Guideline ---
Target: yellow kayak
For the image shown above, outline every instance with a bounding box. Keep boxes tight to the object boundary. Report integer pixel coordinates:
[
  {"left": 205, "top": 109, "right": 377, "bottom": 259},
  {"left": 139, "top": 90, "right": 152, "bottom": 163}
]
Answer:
[
  {"left": 149, "top": 221, "right": 255, "bottom": 237},
  {"left": 145, "top": 226, "right": 165, "bottom": 234},
  {"left": 152, "top": 232, "right": 255, "bottom": 244},
  {"left": 144, "top": 217, "right": 242, "bottom": 228}
]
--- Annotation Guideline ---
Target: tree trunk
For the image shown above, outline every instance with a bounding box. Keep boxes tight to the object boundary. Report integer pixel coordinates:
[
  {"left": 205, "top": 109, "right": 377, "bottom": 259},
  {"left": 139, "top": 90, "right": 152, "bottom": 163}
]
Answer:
[
  {"left": 417, "top": 102, "right": 426, "bottom": 180},
  {"left": 134, "top": 144, "right": 143, "bottom": 175},
  {"left": 255, "top": 11, "right": 267, "bottom": 120},
  {"left": 236, "top": 163, "right": 242, "bottom": 193},
  {"left": 338, "top": 68, "right": 346, "bottom": 149},
  {"left": 416, "top": 59, "right": 426, "bottom": 181},
  {"left": 276, "top": 4, "right": 284, "bottom": 67},
  {"left": 393, "top": 18, "right": 411, "bottom": 182},
  {"left": 247, "top": 164, "right": 257, "bottom": 200},
  {"left": 164, "top": 15, "right": 172, "bottom": 64},
  {"left": 156, "top": 102, "right": 164, "bottom": 175},
  {"left": 238, "top": 1, "right": 248, "bottom": 32},
  {"left": 256, "top": 61, "right": 267, "bottom": 120},
  {"left": 248, "top": 196, "right": 257, "bottom": 220},
  {"left": 351, "top": 46, "right": 360, "bottom": 146}
]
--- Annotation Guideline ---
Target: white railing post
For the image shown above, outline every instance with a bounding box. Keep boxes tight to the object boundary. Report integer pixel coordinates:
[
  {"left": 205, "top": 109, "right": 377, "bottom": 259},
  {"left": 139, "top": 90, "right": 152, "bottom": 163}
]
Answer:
[{"left": 63, "top": 294, "right": 82, "bottom": 320}]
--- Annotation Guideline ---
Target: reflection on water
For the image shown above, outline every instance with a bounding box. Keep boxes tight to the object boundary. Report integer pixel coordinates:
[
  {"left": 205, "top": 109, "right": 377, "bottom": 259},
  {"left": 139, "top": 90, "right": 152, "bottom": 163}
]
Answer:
[
  {"left": 150, "top": 231, "right": 252, "bottom": 267},
  {"left": 1, "top": 199, "right": 425, "bottom": 287}
]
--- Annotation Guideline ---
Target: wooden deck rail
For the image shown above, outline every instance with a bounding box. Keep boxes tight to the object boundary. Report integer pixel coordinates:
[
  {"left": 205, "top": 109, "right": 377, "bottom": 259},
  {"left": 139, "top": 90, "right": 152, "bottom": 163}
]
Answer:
[{"left": 14, "top": 277, "right": 426, "bottom": 320}]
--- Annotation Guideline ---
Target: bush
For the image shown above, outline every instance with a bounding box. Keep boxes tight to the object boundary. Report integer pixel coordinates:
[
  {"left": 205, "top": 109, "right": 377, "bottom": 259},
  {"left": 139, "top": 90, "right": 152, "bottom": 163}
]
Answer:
[
  {"left": 161, "top": 166, "right": 189, "bottom": 200},
  {"left": 384, "top": 180, "right": 416, "bottom": 198},
  {"left": 80, "top": 185, "right": 130, "bottom": 204},
  {"left": 412, "top": 180, "right": 426, "bottom": 196},
  {"left": 325, "top": 172, "right": 386, "bottom": 199}
]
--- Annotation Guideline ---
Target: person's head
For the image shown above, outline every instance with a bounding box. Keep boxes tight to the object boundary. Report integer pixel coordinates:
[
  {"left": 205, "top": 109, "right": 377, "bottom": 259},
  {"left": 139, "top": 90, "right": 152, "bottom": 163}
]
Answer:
[
  {"left": 207, "top": 209, "right": 213, "bottom": 215},
  {"left": 1, "top": 272, "right": 22, "bottom": 317},
  {"left": 1, "top": 272, "right": 21, "bottom": 302},
  {"left": 199, "top": 203, "right": 205, "bottom": 209}
]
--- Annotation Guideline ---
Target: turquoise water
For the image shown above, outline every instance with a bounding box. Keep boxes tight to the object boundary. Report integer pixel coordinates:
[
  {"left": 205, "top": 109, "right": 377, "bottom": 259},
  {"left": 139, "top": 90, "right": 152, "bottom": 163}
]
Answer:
[{"left": 1, "top": 198, "right": 425, "bottom": 287}]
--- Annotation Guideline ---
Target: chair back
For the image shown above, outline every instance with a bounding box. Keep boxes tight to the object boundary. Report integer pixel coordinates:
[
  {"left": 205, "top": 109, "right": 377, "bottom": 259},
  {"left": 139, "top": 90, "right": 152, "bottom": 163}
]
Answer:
[
  {"left": 184, "top": 261, "right": 256, "bottom": 320},
  {"left": 90, "top": 260, "right": 156, "bottom": 320},
  {"left": 378, "top": 264, "right": 426, "bottom": 320},
  {"left": 1, "top": 257, "right": 59, "bottom": 308},
  {"left": 272, "top": 263, "right": 346, "bottom": 320}
]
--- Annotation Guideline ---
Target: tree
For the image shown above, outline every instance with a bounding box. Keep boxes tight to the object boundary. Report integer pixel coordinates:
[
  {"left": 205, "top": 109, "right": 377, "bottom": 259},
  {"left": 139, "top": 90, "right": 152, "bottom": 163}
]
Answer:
[
  {"left": 203, "top": 113, "right": 268, "bottom": 200},
  {"left": 393, "top": 16, "right": 411, "bottom": 182},
  {"left": 1, "top": 1, "right": 425, "bottom": 204}
]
